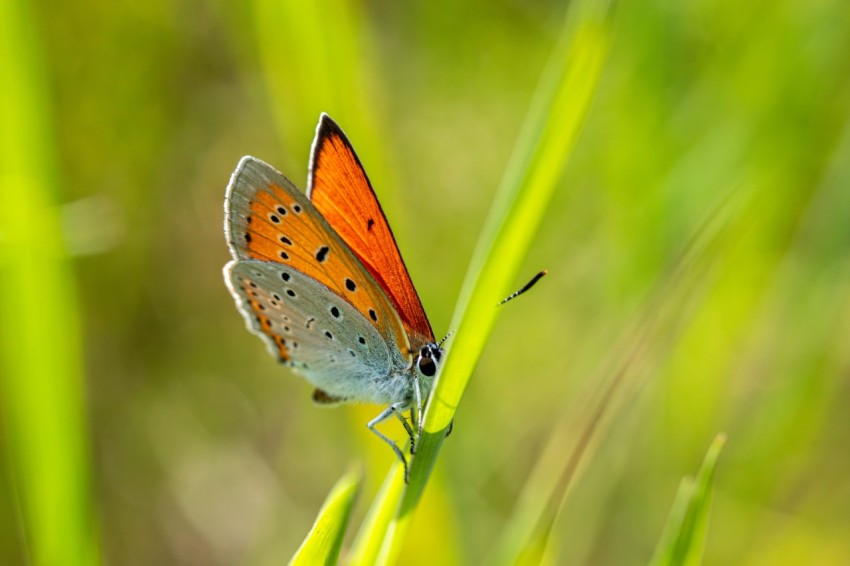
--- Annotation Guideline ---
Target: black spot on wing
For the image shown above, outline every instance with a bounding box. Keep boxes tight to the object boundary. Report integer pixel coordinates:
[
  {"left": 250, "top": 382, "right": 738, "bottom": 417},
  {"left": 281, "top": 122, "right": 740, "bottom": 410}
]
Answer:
[{"left": 316, "top": 246, "right": 329, "bottom": 262}]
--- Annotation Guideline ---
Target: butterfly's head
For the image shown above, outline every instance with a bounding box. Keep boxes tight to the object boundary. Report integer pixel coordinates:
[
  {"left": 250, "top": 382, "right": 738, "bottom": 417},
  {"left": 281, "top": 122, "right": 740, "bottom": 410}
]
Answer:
[{"left": 415, "top": 343, "right": 443, "bottom": 380}]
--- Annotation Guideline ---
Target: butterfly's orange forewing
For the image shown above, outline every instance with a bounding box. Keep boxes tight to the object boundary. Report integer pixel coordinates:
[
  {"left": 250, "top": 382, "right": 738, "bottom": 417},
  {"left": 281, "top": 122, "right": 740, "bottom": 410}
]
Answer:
[{"left": 307, "top": 115, "right": 435, "bottom": 346}]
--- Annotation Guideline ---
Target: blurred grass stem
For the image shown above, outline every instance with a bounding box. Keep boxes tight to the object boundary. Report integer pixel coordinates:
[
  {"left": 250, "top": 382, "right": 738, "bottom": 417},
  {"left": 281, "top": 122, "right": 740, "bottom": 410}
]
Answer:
[{"left": 0, "top": 1, "right": 97, "bottom": 565}]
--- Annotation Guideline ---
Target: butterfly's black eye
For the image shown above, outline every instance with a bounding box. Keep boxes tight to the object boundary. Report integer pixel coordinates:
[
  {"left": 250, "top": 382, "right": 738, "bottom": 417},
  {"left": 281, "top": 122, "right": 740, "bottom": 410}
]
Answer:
[{"left": 418, "top": 356, "right": 436, "bottom": 377}]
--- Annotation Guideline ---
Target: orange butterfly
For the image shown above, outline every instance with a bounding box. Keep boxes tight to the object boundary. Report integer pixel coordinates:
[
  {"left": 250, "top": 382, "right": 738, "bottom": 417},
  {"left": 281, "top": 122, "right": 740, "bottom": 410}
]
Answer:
[{"left": 223, "top": 114, "right": 443, "bottom": 480}]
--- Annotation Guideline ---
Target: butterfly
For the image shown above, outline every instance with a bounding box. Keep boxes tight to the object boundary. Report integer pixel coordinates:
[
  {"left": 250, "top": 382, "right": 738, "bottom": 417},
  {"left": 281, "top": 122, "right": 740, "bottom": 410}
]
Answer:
[{"left": 223, "top": 114, "right": 443, "bottom": 480}]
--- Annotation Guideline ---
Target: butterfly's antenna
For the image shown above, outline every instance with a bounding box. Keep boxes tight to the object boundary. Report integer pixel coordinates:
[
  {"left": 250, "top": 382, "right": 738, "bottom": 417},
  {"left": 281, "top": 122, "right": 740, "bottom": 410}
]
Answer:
[
  {"left": 437, "top": 331, "right": 454, "bottom": 347},
  {"left": 499, "top": 270, "right": 548, "bottom": 306}
]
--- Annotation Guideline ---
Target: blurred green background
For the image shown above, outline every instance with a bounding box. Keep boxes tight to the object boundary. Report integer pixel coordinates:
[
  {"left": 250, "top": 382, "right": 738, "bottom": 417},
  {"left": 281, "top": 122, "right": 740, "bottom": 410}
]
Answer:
[{"left": 2, "top": 0, "right": 850, "bottom": 564}]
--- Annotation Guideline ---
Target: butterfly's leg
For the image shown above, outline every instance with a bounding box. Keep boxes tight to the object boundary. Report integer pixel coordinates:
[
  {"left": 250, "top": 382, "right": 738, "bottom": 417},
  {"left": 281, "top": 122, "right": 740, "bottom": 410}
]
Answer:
[
  {"left": 368, "top": 402, "right": 410, "bottom": 483},
  {"left": 413, "top": 372, "right": 424, "bottom": 440},
  {"left": 395, "top": 409, "right": 416, "bottom": 455},
  {"left": 446, "top": 419, "right": 454, "bottom": 438}
]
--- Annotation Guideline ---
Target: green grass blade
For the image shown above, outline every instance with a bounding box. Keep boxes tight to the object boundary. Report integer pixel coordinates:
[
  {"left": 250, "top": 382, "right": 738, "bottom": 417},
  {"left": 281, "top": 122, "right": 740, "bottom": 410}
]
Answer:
[
  {"left": 0, "top": 2, "right": 98, "bottom": 565},
  {"left": 346, "top": 465, "right": 405, "bottom": 565},
  {"left": 289, "top": 467, "right": 362, "bottom": 565},
  {"left": 649, "top": 434, "right": 727, "bottom": 566},
  {"left": 489, "top": 182, "right": 746, "bottom": 565},
  {"left": 373, "top": 1, "right": 611, "bottom": 563}
]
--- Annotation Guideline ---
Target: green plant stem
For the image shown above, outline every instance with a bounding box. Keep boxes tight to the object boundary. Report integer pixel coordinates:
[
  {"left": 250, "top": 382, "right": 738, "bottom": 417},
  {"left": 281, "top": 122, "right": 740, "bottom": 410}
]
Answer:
[
  {"left": 373, "top": 1, "right": 611, "bottom": 563},
  {"left": 649, "top": 434, "right": 727, "bottom": 566}
]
